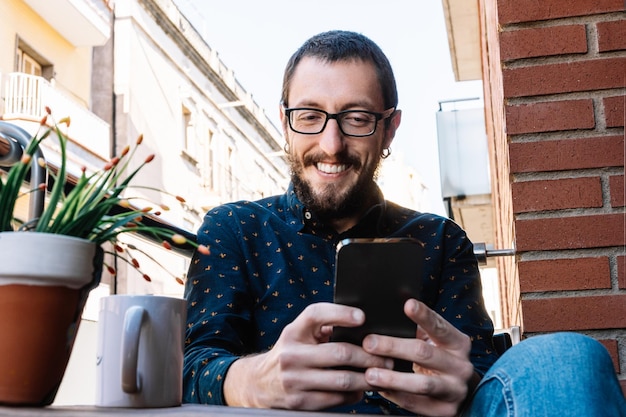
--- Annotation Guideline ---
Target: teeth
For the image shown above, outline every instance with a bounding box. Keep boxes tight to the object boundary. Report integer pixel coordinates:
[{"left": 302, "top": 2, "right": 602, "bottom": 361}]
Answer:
[{"left": 317, "top": 163, "right": 347, "bottom": 174}]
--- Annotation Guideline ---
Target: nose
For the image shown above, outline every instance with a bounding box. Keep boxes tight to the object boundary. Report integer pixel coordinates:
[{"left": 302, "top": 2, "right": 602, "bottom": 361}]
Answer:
[{"left": 317, "top": 118, "right": 345, "bottom": 156}]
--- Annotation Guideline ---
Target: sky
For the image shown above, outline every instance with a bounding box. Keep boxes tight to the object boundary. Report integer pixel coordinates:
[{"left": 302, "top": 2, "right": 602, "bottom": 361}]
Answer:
[{"left": 173, "top": 0, "right": 484, "bottom": 215}]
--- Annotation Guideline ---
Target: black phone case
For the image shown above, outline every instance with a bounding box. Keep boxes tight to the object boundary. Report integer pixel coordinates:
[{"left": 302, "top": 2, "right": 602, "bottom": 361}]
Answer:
[{"left": 331, "top": 238, "right": 423, "bottom": 372}]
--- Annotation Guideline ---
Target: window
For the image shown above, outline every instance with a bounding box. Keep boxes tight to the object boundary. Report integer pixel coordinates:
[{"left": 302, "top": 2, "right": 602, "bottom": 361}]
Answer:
[
  {"left": 10, "top": 46, "right": 46, "bottom": 115},
  {"left": 181, "top": 105, "right": 198, "bottom": 166},
  {"left": 202, "top": 128, "right": 214, "bottom": 189},
  {"left": 17, "top": 49, "right": 42, "bottom": 76},
  {"left": 226, "top": 146, "right": 234, "bottom": 199},
  {"left": 15, "top": 39, "right": 53, "bottom": 80}
]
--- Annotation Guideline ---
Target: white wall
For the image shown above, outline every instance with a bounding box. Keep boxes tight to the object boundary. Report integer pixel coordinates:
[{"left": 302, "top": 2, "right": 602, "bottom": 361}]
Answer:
[{"left": 53, "top": 284, "right": 110, "bottom": 405}]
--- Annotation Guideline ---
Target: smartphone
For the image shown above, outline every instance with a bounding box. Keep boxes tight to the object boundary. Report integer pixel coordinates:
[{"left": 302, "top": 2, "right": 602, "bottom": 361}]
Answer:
[{"left": 331, "top": 237, "right": 424, "bottom": 372}]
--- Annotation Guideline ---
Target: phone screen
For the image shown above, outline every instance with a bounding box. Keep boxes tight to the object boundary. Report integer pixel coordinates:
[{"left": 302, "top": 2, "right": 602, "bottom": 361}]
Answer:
[{"left": 331, "top": 238, "right": 423, "bottom": 371}]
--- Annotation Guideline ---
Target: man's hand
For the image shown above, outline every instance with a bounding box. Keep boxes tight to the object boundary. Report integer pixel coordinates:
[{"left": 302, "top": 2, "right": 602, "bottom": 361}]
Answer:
[
  {"left": 361, "top": 299, "right": 477, "bottom": 417},
  {"left": 223, "top": 302, "right": 392, "bottom": 410}
]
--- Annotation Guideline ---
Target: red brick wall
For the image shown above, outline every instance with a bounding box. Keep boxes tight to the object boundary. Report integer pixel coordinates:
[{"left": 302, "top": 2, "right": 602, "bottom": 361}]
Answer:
[
  {"left": 483, "top": 0, "right": 626, "bottom": 390},
  {"left": 479, "top": 0, "right": 521, "bottom": 330}
]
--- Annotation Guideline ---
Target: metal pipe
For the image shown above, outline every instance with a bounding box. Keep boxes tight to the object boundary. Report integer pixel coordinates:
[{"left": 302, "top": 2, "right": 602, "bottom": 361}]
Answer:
[
  {"left": 0, "top": 132, "right": 24, "bottom": 166},
  {"left": 0, "top": 121, "right": 46, "bottom": 223}
]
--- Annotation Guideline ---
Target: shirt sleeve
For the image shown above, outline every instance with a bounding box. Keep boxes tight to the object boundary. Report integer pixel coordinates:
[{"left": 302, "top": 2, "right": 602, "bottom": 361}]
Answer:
[
  {"left": 182, "top": 206, "right": 254, "bottom": 405},
  {"left": 431, "top": 218, "right": 499, "bottom": 376}
]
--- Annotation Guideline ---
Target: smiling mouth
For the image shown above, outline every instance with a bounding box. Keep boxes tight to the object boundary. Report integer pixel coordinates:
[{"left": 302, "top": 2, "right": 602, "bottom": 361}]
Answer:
[{"left": 316, "top": 162, "right": 348, "bottom": 174}]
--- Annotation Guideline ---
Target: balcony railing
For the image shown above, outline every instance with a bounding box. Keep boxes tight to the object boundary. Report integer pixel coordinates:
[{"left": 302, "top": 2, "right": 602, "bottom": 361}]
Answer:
[{"left": 1, "top": 72, "right": 111, "bottom": 161}]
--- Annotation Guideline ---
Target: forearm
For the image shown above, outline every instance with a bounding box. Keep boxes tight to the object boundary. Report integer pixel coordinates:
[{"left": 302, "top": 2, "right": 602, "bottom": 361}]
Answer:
[
  {"left": 223, "top": 354, "right": 265, "bottom": 407},
  {"left": 223, "top": 349, "right": 295, "bottom": 409}
]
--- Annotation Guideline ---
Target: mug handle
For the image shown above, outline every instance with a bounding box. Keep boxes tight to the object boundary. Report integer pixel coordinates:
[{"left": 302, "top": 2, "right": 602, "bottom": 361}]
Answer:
[{"left": 121, "top": 306, "right": 146, "bottom": 393}]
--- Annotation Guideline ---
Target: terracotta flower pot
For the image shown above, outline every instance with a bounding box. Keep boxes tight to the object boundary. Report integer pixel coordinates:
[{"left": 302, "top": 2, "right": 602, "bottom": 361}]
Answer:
[{"left": 0, "top": 232, "right": 102, "bottom": 406}]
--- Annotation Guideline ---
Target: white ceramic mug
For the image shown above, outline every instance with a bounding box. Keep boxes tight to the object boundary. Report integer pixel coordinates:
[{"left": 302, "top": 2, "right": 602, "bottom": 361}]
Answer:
[{"left": 95, "top": 295, "right": 187, "bottom": 408}]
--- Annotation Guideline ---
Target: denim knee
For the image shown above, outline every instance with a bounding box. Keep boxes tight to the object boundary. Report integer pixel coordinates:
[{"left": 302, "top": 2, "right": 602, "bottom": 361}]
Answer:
[
  {"left": 464, "top": 332, "right": 626, "bottom": 417},
  {"left": 495, "top": 332, "right": 608, "bottom": 368}
]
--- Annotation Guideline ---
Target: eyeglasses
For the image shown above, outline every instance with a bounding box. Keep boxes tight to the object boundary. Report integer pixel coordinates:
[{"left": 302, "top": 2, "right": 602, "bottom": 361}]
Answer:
[{"left": 283, "top": 107, "right": 395, "bottom": 137}]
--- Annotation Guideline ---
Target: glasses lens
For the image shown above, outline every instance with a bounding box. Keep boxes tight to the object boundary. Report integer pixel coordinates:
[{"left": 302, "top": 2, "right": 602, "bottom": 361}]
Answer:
[
  {"left": 339, "top": 111, "right": 377, "bottom": 136},
  {"left": 288, "top": 109, "right": 382, "bottom": 136},
  {"left": 289, "top": 109, "right": 327, "bottom": 134}
]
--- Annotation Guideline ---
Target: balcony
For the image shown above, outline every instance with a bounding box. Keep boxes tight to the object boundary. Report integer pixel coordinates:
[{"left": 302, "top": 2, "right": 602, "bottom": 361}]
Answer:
[
  {"left": 23, "top": 0, "right": 112, "bottom": 47},
  {"left": 437, "top": 98, "right": 496, "bottom": 266},
  {"left": 0, "top": 72, "right": 111, "bottom": 173},
  {"left": 442, "top": 0, "right": 481, "bottom": 81}
]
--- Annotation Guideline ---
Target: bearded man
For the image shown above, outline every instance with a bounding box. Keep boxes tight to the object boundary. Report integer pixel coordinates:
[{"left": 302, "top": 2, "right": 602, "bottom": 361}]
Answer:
[{"left": 183, "top": 30, "right": 626, "bottom": 416}]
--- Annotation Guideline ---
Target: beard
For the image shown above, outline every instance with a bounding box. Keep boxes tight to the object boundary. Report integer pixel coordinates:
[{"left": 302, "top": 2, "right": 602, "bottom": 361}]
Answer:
[{"left": 289, "top": 149, "right": 381, "bottom": 222}]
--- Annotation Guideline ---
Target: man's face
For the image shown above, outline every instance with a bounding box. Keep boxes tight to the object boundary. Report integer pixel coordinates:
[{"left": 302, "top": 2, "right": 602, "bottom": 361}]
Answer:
[{"left": 281, "top": 57, "right": 400, "bottom": 220}]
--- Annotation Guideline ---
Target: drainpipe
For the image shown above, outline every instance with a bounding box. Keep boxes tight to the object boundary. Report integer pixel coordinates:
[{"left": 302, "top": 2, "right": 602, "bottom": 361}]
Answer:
[{"left": 110, "top": 9, "right": 118, "bottom": 294}]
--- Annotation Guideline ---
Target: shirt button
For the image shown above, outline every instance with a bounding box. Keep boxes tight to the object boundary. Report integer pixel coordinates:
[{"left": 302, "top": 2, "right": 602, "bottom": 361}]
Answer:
[{"left": 304, "top": 211, "right": 312, "bottom": 220}]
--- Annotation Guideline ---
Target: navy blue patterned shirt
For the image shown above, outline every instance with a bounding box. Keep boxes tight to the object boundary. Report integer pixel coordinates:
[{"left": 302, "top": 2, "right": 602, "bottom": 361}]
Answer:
[{"left": 183, "top": 184, "right": 498, "bottom": 414}]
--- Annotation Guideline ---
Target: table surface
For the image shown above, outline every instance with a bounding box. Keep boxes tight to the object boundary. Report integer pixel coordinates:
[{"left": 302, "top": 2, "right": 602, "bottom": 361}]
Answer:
[{"left": 0, "top": 404, "right": 355, "bottom": 417}]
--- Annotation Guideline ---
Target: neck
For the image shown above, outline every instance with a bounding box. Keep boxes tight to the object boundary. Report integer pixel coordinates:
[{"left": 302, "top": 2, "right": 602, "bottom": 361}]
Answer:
[
  {"left": 324, "top": 192, "right": 378, "bottom": 234},
  {"left": 329, "top": 217, "right": 359, "bottom": 234}
]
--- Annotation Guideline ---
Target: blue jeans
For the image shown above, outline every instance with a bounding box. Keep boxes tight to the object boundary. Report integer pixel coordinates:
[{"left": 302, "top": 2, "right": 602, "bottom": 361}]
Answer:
[{"left": 464, "top": 333, "right": 626, "bottom": 416}]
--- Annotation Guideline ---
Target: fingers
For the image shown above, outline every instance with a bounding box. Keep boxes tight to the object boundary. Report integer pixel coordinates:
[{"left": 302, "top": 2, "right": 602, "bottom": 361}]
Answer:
[
  {"left": 283, "top": 302, "right": 365, "bottom": 343},
  {"left": 365, "top": 367, "right": 468, "bottom": 416},
  {"left": 364, "top": 366, "right": 468, "bottom": 401},
  {"left": 266, "top": 340, "right": 392, "bottom": 409},
  {"left": 282, "top": 363, "right": 376, "bottom": 394},
  {"left": 272, "top": 302, "right": 393, "bottom": 395},
  {"left": 358, "top": 300, "right": 475, "bottom": 416},
  {"left": 234, "top": 302, "right": 394, "bottom": 410},
  {"left": 278, "top": 388, "right": 363, "bottom": 411},
  {"left": 403, "top": 299, "right": 470, "bottom": 353},
  {"left": 364, "top": 363, "right": 469, "bottom": 417},
  {"left": 279, "top": 340, "right": 393, "bottom": 373},
  {"left": 362, "top": 300, "right": 473, "bottom": 376},
  {"left": 363, "top": 333, "right": 472, "bottom": 378}
]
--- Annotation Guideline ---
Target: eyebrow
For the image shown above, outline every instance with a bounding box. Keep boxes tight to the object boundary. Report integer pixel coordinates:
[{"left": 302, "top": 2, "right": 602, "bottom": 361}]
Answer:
[{"left": 288, "top": 100, "right": 380, "bottom": 111}]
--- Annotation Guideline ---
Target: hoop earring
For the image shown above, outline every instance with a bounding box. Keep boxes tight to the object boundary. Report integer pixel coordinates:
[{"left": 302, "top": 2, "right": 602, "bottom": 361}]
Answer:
[
  {"left": 283, "top": 143, "right": 290, "bottom": 154},
  {"left": 381, "top": 148, "right": 391, "bottom": 159}
]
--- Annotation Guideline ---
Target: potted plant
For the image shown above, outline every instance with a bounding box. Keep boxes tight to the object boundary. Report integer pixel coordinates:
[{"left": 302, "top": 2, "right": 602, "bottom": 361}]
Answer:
[{"left": 0, "top": 108, "right": 209, "bottom": 406}]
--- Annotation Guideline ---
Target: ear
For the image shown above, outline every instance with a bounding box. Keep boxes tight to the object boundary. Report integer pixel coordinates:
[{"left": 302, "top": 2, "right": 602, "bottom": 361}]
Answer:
[
  {"left": 279, "top": 104, "right": 290, "bottom": 140},
  {"left": 382, "top": 109, "right": 402, "bottom": 149}
]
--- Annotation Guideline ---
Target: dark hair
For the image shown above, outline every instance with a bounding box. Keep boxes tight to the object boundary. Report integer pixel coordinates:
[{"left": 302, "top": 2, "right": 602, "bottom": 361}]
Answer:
[{"left": 281, "top": 30, "right": 398, "bottom": 110}]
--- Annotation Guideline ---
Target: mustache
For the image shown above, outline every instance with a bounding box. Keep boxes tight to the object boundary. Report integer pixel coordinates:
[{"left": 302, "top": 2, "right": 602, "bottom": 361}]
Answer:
[{"left": 302, "top": 151, "right": 362, "bottom": 170}]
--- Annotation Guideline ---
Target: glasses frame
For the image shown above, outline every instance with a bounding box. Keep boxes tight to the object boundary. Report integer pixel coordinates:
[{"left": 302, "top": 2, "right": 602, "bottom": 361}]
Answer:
[{"left": 283, "top": 106, "right": 396, "bottom": 137}]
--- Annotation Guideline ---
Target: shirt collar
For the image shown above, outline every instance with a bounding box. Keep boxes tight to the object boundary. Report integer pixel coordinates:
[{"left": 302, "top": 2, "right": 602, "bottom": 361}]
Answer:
[{"left": 282, "top": 182, "right": 388, "bottom": 237}]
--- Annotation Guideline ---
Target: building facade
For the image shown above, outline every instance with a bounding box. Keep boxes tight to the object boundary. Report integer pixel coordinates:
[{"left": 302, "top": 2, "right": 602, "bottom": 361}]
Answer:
[
  {"left": 444, "top": 0, "right": 625, "bottom": 391},
  {"left": 106, "top": 0, "right": 291, "bottom": 295},
  {"left": 0, "top": 0, "right": 289, "bottom": 403},
  {"left": 0, "top": 0, "right": 113, "bottom": 207}
]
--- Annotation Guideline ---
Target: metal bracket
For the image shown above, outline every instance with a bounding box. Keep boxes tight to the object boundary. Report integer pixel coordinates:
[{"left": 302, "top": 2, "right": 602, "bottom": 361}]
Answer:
[{"left": 473, "top": 242, "right": 515, "bottom": 265}]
